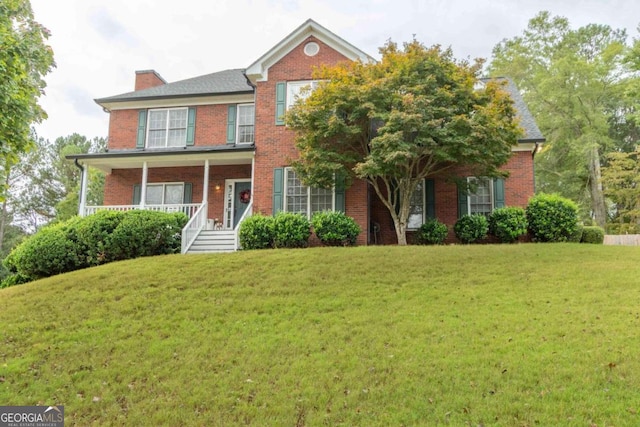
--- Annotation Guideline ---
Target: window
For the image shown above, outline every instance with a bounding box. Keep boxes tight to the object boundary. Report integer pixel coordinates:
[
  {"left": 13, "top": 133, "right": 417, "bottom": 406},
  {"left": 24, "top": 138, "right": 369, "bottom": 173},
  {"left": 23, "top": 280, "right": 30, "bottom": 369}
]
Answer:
[
  {"left": 467, "top": 177, "right": 493, "bottom": 216},
  {"left": 284, "top": 168, "right": 333, "bottom": 218},
  {"left": 407, "top": 181, "right": 425, "bottom": 230},
  {"left": 147, "top": 108, "right": 188, "bottom": 148},
  {"left": 237, "top": 104, "right": 255, "bottom": 144},
  {"left": 145, "top": 183, "right": 185, "bottom": 205},
  {"left": 286, "top": 80, "right": 320, "bottom": 109}
]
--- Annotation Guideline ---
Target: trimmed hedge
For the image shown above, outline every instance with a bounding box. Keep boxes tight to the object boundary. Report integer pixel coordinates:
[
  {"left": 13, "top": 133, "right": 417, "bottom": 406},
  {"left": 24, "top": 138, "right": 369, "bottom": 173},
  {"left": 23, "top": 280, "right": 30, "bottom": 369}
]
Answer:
[
  {"left": 489, "top": 207, "right": 528, "bottom": 243},
  {"left": 273, "top": 212, "right": 311, "bottom": 249},
  {"left": 239, "top": 215, "right": 275, "bottom": 250},
  {"left": 454, "top": 214, "right": 489, "bottom": 244},
  {"left": 526, "top": 193, "right": 579, "bottom": 242},
  {"left": 581, "top": 226, "right": 605, "bottom": 244},
  {"left": 416, "top": 219, "right": 448, "bottom": 245},
  {"left": 311, "top": 211, "right": 360, "bottom": 246}
]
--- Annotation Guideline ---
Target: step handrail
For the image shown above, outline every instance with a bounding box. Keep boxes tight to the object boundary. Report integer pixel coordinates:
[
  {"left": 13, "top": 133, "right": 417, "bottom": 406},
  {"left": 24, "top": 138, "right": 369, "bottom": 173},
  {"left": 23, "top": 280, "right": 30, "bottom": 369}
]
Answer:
[
  {"left": 233, "top": 201, "right": 253, "bottom": 251},
  {"left": 181, "top": 202, "right": 208, "bottom": 254}
]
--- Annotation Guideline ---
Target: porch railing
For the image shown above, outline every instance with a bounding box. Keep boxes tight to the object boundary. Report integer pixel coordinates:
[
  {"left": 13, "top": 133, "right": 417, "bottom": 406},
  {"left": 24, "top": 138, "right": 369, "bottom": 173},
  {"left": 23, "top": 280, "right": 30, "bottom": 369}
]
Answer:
[
  {"left": 84, "top": 204, "right": 201, "bottom": 218},
  {"left": 181, "top": 202, "right": 208, "bottom": 254},
  {"left": 234, "top": 201, "right": 253, "bottom": 251}
]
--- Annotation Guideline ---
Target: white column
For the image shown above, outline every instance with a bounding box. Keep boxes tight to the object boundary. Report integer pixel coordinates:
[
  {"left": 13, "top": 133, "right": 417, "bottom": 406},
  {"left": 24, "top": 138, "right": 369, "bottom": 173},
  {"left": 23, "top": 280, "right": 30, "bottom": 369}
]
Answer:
[
  {"left": 79, "top": 164, "right": 89, "bottom": 216},
  {"left": 202, "top": 159, "right": 210, "bottom": 203},
  {"left": 140, "top": 161, "right": 148, "bottom": 208}
]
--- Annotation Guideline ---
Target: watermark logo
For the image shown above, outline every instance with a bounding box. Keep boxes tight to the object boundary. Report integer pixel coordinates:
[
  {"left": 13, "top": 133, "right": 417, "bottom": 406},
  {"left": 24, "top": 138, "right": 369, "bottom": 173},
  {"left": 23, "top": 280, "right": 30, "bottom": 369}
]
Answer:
[{"left": 0, "top": 406, "right": 64, "bottom": 427}]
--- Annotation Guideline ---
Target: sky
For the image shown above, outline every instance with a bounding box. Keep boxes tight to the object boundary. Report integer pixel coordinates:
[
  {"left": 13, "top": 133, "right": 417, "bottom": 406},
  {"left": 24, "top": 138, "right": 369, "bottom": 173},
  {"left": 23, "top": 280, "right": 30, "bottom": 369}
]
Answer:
[{"left": 30, "top": 0, "right": 640, "bottom": 143}]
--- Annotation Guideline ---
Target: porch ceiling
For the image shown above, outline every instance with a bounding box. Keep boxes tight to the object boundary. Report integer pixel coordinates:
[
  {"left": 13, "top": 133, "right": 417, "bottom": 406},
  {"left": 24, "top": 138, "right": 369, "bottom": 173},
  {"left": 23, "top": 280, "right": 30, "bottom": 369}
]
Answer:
[{"left": 67, "top": 146, "right": 255, "bottom": 173}]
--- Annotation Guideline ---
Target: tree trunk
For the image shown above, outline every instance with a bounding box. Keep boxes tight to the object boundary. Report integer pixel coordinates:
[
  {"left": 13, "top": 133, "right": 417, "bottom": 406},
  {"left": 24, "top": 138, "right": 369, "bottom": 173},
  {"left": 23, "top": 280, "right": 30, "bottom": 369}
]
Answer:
[{"left": 588, "top": 146, "right": 607, "bottom": 227}]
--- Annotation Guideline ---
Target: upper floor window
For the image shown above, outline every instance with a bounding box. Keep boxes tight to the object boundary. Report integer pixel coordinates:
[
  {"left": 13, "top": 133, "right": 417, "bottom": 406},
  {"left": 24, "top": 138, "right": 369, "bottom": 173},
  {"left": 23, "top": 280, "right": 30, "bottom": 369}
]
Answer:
[
  {"left": 284, "top": 167, "right": 333, "bottom": 218},
  {"left": 237, "top": 104, "right": 255, "bottom": 144},
  {"left": 147, "top": 108, "right": 188, "bottom": 148},
  {"left": 286, "top": 80, "right": 320, "bottom": 110}
]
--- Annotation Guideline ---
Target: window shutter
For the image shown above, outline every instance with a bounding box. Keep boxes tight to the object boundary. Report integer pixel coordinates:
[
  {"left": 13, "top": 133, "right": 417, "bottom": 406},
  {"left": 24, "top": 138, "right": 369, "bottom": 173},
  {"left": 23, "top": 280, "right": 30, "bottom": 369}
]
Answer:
[
  {"left": 275, "top": 82, "right": 286, "bottom": 125},
  {"left": 425, "top": 179, "right": 435, "bottom": 219},
  {"left": 136, "top": 110, "right": 147, "bottom": 148},
  {"left": 186, "top": 107, "right": 196, "bottom": 146},
  {"left": 335, "top": 173, "right": 346, "bottom": 213},
  {"left": 133, "top": 184, "right": 142, "bottom": 205},
  {"left": 493, "top": 178, "right": 505, "bottom": 209},
  {"left": 457, "top": 183, "right": 468, "bottom": 219},
  {"left": 183, "top": 183, "right": 193, "bottom": 203},
  {"left": 273, "top": 168, "right": 284, "bottom": 214},
  {"left": 226, "top": 105, "right": 237, "bottom": 144}
]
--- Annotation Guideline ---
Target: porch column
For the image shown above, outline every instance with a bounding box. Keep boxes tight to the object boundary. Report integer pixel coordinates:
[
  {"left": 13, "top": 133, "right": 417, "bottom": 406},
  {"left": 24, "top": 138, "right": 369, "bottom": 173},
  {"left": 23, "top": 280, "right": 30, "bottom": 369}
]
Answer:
[
  {"left": 140, "top": 161, "right": 148, "bottom": 208},
  {"left": 78, "top": 163, "right": 89, "bottom": 216},
  {"left": 202, "top": 159, "right": 210, "bottom": 203}
]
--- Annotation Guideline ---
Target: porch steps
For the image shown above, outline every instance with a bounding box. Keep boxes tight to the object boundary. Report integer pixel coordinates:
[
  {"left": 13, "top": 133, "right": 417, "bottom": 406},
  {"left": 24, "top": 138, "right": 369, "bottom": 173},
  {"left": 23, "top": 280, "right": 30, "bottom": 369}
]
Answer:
[{"left": 186, "top": 230, "right": 236, "bottom": 254}]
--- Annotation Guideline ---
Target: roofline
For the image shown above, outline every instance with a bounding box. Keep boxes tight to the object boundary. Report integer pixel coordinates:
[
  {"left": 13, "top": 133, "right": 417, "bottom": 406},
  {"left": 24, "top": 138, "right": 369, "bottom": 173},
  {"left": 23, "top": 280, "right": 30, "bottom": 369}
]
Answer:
[
  {"left": 94, "top": 89, "right": 255, "bottom": 106},
  {"left": 66, "top": 145, "right": 256, "bottom": 161}
]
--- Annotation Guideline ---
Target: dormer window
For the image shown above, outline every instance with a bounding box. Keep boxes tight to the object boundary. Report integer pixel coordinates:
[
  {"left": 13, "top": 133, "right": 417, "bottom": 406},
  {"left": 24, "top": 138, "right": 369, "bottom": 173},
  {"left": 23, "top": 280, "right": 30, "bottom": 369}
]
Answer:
[{"left": 147, "top": 107, "right": 188, "bottom": 148}]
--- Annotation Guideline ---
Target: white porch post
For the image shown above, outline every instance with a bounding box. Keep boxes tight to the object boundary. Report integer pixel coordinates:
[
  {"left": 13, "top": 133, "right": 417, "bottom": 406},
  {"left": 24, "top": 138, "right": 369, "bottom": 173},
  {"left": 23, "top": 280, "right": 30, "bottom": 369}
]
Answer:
[
  {"left": 202, "top": 159, "right": 210, "bottom": 203},
  {"left": 79, "top": 163, "right": 89, "bottom": 216},
  {"left": 140, "top": 161, "right": 148, "bottom": 208}
]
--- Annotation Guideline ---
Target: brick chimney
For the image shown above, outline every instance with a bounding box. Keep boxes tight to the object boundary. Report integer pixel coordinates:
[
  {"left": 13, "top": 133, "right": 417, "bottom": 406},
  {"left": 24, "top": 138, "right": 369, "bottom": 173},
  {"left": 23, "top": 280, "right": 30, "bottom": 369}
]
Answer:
[{"left": 135, "top": 70, "right": 167, "bottom": 91}]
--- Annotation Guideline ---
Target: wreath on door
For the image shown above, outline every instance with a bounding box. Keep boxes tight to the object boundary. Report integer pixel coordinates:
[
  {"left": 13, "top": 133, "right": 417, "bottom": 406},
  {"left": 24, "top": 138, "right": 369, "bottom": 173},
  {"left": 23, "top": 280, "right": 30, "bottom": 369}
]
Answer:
[{"left": 239, "top": 189, "right": 251, "bottom": 204}]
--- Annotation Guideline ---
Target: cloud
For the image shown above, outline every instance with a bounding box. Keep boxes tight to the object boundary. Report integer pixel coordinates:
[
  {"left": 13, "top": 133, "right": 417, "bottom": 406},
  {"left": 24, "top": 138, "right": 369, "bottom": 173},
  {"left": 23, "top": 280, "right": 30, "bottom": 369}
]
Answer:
[{"left": 89, "top": 8, "right": 140, "bottom": 47}]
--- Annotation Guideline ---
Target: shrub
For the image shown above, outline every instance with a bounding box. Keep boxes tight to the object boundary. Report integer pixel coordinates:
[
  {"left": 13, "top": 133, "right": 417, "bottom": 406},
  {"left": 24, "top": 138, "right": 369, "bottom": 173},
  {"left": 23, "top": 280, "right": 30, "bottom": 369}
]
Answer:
[
  {"left": 567, "top": 224, "right": 584, "bottom": 243},
  {"left": 581, "top": 226, "right": 605, "bottom": 244},
  {"left": 74, "top": 210, "right": 125, "bottom": 265},
  {"left": 239, "top": 215, "right": 275, "bottom": 249},
  {"left": 416, "top": 218, "right": 448, "bottom": 245},
  {"left": 273, "top": 212, "right": 311, "bottom": 248},
  {"left": 488, "top": 207, "right": 528, "bottom": 243},
  {"left": 311, "top": 211, "right": 361, "bottom": 246},
  {"left": 454, "top": 214, "right": 489, "bottom": 244},
  {"left": 526, "top": 193, "right": 579, "bottom": 242}
]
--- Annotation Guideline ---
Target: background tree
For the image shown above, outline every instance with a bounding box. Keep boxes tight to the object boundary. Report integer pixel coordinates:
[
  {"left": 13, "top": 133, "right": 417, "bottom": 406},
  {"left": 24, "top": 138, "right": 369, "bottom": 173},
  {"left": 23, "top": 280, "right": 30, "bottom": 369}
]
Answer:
[
  {"left": 601, "top": 149, "right": 640, "bottom": 233},
  {"left": 287, "top": 40, "right": 522, "bottom": 245},
  {"left": 489, "top": 11, "right": 633, "bottom": 226},
  {"left": 0, "top": 0, "right": 54, "bottom": 165}
]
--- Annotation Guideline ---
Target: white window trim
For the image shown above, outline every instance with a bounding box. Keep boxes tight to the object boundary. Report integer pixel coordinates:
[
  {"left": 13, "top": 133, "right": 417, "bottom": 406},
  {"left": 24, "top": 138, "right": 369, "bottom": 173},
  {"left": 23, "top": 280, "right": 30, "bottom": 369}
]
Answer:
[
  {"left": 236, "top": 103, "right": 255, "bottom": 145},
  {"left": 466, "top": 177, "right": 494, "bottom": 216},
  {"left": 145, "top": 182, "right": 185, "bottom": 205},
  {"left": 146, "top": 107, "right": 188, "bottom": 148},
  {"left": 283, "top": 167, "right": 335, "bottom": 219},
  {"left": 286, "top": 80, "right": 320, "bottom": 110}
]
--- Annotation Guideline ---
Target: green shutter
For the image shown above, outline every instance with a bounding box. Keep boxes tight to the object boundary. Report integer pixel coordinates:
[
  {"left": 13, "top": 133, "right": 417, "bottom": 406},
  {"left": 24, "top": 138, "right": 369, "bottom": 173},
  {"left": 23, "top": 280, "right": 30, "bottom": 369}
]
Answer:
[
  {"left": 335, "top": 173, "right": 346, "bottom": 213},
  {"left": 183, "top": 183, "right": 193, "bottom": 203},
  {"left": 273, "top": 168, "right": 284, "bottom": 214},
  {"left": 136, "top": 110, "right": 147, "bottom": 148},
  {"left": 493, "top": 178, "right": 505, "bottom": 209},
  {"left": 458, "top": 182, "right": 468, "bottom": 219},
  {"left": 425, "top": 179, "right": 435, "bottom": 219},
  {"left": 133, "top": 184, "right": 141, "bottom": 205},
  {"left": 275, "top": 82, "right": 286, "bottom": 125},
  {"left": 226, "top": 105, "right": 237, "bottom": 144},
  {"left": 186, "top": 107, "right": 196, "bottom": 146}
]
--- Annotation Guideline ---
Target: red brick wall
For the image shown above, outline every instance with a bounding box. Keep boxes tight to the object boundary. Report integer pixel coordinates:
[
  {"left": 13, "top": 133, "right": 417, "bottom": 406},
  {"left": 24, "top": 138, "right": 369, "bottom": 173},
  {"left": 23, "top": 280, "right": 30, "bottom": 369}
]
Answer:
[
  {"left": 135, "top": 71, "right": 165, "bottom": 91},
  {"left": 251, "top": 36, "right": 369, "bottom": 244},
  {"left": 103, "top": 165, "right": 251, "bottom": 220}
]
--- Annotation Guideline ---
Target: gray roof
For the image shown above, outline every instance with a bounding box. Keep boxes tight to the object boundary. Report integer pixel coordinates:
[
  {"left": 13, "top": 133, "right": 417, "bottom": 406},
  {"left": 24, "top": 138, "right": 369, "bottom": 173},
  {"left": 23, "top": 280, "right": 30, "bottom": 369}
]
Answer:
[
  {"left": 95, "top": 69, "right": 254, "bottom": 104},
  {"left": 481, "top": 77, "right": 545, "bottom": 143}
]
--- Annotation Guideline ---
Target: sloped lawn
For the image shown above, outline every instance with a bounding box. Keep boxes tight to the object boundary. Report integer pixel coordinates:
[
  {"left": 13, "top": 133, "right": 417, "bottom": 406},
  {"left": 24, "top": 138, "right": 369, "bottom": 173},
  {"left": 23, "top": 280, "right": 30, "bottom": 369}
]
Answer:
[{"left": 1, "top": 244, "right": 639, "bottom": 426}]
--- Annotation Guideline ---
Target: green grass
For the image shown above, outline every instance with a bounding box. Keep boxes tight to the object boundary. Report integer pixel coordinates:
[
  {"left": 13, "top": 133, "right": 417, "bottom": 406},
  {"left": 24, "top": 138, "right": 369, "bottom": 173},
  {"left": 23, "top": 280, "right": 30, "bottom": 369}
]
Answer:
[{"left": 1, "top": 244, "right": 640, "bottom": 426}]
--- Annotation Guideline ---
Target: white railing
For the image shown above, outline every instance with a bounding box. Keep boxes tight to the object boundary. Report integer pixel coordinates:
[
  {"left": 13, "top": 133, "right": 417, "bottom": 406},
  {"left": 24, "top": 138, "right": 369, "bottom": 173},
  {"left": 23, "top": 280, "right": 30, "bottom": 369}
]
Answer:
[
  {"left": 234, "top": 201, "right": 253, "bottom": 251},
  {"left": 84, "top": 203, "right": 201, "bottom": 218},
  {"left": 181, "top": 202, "right": 208, "bottom": 254}
]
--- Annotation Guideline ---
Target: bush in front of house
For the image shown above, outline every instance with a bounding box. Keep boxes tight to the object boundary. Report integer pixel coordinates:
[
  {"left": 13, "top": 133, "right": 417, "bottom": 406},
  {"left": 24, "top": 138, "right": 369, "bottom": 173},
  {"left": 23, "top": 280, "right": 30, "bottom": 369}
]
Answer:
[
  {"left": 273, "top": 212, "right": 311, "bottom": 248},
  {"left": 454, "top": 214, "right": 489, "bottom": 244},
  {"left": 311, "top": 211, "right": 361, "bottom": 246},
  {"left": 581, "top": 226, "right": 605, "bottom": 244},
  {"left": 239, "top": 214, "right": 275, "bottom": 249},
  {"left": 416, "top": 218, "right": 448, "bottom": 245},
  {"left": 567, "top": 224, "right": 584, "bottom": 243},
  {"left": 488, "top": 207, "right": 528, "bottom": 243},
  {"left": 526, "top": 193, "right": 579, "bottom": 242},
  {"left": 74, "top": 210, "right": 126, "bottom": 265}
]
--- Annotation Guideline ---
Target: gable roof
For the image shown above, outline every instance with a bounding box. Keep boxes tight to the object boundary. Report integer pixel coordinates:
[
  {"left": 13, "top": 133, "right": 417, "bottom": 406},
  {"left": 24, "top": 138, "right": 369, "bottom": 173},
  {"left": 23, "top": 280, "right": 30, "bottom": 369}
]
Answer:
[
  {"left": 95, "top": 68, "right": 254, "bottom": 107},
  {"left": 245, "top": 18, "right": 375, "bottom": 82},
  {"left": 481, "top": 77, "right": 545, "bottom": 143}
]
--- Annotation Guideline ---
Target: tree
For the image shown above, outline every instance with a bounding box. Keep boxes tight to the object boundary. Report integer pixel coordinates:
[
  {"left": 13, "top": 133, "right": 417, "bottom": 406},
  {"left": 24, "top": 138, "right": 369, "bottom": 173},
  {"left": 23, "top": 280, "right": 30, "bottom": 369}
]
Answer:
[
  {"left": 0, "top": 0, "right": 55, "bottom": 165},
  {"left": 489, "top": 11, "right": 631, "bottom": 227},
  {"left": 287, "top": 40, "right": 522, "bottom": 245},
  {"left": 601, "top": 149, "right": 640, "bottom": 233}
]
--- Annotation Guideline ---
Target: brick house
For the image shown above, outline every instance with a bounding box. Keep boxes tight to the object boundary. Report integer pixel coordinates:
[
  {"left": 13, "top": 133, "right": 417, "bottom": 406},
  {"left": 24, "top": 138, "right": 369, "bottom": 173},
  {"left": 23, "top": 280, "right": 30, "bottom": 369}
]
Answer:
[{"left": 68, "top": 19, "right": 544, "bottom": 252}]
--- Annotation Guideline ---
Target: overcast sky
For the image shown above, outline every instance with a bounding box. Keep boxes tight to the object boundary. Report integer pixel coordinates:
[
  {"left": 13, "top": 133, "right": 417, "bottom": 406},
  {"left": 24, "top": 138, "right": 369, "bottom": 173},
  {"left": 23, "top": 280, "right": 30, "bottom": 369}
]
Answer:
[{"left": 30, "top": 0, "right": 639, "bottom": 143}]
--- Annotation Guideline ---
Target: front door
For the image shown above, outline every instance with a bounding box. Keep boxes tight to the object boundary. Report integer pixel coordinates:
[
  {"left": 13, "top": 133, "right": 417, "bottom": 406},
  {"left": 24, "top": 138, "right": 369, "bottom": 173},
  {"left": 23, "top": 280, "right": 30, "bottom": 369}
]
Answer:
[{"left": 224, "top": 180, "right": 251, "bottom": 229}]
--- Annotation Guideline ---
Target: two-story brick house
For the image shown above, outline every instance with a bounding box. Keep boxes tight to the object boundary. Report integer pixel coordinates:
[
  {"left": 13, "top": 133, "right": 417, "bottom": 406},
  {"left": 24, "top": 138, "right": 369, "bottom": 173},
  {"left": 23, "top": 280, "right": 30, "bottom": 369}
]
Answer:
[{"left": 68, "top": 19, "right": 543, "bottom": 252}]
